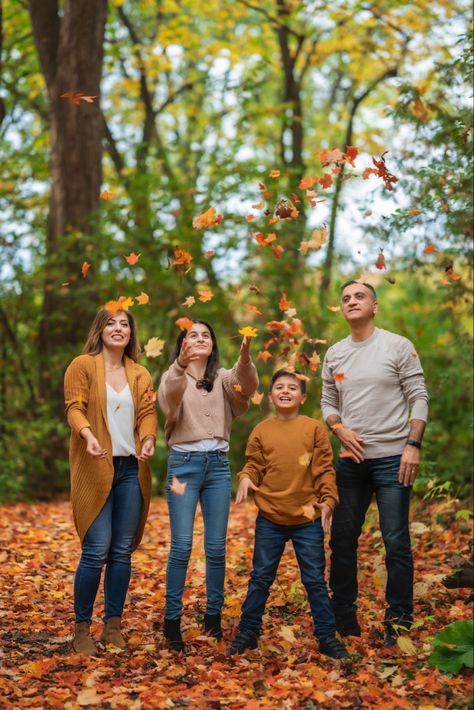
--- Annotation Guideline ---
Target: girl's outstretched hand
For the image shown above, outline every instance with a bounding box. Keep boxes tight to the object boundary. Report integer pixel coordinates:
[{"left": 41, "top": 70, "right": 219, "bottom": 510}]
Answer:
[{"left": 239, "top": 336, "right": 252, "bottom": 364}]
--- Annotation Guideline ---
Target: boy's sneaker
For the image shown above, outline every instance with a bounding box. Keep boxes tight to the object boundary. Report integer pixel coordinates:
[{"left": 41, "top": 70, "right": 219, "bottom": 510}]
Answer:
[
  {"left": 226, "top": 630, "right": 258, "bottom": 655},
  {"left": 334, "top": 608, "right": 361, "bottom": 637},
  {"left": 319, "top": 636, "right": 350, "bottom": 659}
]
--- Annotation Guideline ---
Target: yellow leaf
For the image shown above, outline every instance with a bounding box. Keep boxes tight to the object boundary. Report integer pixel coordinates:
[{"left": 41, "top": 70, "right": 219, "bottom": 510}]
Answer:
[
  {"left": 233, "top": 384, "right": 242, "bottom": 392},
  {"left": 135, "top": 292, "right": 149, "bottom": 305},
  {"left": 144, "top": 337, "right": 165, "bottom": 358},
  {"left": 397, "top": 636, "right": 417, "bottom": 655},
  {"left": 239, "top": 326, "right": 258, "bottom": 337},
  {"left": 251, "top": 391, "right": 264, "bottom": 405},
  {"left": 198, "top": 289, "right": 213, "bottom": 303}
]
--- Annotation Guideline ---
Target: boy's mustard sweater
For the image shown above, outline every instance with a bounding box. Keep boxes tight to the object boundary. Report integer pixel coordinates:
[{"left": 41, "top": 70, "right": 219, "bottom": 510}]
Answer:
[{"left": 237, "top": 415, "right": 338, "bottom": 526}]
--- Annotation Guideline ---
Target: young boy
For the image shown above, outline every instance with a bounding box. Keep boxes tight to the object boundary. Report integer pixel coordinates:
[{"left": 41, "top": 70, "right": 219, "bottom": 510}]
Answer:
[{"left": 228, "top": 369, "right": 348, "bottom": 659}]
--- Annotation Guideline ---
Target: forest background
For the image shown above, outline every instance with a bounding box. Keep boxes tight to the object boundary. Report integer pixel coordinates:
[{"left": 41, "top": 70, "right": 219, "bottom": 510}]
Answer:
[{"left": 0, "top": 0, "right": 472, "bottom": 503}]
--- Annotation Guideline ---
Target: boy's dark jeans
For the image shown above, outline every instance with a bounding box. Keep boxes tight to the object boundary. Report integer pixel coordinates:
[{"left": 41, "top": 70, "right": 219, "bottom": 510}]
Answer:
[
  {"left": 238, "top": 514, "right": 336, "bottom": 641},
  {"left": 329, "top": 455, "right": 413, "bottom": 630}
]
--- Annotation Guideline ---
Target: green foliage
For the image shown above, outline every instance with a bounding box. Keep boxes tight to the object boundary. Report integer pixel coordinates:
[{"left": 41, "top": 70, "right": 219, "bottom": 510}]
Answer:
[{"left": 429, "top": 620, "right": 474, "bottom": 674}]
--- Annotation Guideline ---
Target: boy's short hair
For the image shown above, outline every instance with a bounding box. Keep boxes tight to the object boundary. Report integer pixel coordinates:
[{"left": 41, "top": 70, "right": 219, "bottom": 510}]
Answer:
[
  {"left": 341, "top": 279, "right": 377, "bottom": 301},
  {"left": 270, "top": 368, "right": 307, "bottom": 394}
]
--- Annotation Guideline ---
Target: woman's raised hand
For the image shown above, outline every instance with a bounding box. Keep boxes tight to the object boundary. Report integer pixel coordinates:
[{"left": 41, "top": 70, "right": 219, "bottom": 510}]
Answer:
[
  {"left": 239, "top": 336, "right": 252, "bottom": 364},
  {"left": 177, "top": 336, "right": 202, "bottom": 368}
]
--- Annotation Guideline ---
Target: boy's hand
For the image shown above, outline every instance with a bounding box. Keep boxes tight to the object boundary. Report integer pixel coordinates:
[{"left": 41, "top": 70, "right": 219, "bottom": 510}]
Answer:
[
  {"left": 315, "top": 502, "right": 332, "bottom": 535},
  {"left": 235, "top": 477, "right": 259, "bottom": 504}
]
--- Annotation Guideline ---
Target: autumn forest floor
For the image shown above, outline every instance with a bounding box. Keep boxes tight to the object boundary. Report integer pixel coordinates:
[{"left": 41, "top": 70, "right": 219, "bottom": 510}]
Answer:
[{"left": 0, "top": 497, "right": 472, "bottom": 709}]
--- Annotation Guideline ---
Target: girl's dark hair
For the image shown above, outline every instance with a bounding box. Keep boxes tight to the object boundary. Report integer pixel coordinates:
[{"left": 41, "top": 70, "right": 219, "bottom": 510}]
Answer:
[{"left": 169, "top": 320, "right": 220, "bottom": 391}]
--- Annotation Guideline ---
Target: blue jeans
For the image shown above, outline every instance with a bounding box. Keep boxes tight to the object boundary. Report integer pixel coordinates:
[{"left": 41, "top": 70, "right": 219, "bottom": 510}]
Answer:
[
  {"left": 329, "top": 455, "right": 413, "bottom": 627},
  {"left": 74, "top": 456, "right": 143, "bottom": 623},
  {"left": 165, "top": 450, "right": 231, "bottom": 620},
  {"left": 238, "top": 514, "right": 336, "bottom": 641}
]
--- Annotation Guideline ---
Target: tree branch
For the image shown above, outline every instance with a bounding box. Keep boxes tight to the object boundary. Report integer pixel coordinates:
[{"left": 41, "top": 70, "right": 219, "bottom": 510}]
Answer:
[{"left": 28, "top": 0, "right": 60, "bottom": 88}]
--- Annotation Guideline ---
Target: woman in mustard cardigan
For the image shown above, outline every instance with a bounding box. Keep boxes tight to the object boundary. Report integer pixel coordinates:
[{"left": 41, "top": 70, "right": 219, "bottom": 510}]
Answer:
[{"left": 64, "top": 307, "right": 157, "bottom": 656}]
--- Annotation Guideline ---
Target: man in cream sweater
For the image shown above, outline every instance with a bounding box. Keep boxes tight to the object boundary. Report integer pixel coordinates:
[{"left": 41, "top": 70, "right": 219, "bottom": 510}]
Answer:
[{"left": 321, "top": 280, "right": 429, "bottom": 647}]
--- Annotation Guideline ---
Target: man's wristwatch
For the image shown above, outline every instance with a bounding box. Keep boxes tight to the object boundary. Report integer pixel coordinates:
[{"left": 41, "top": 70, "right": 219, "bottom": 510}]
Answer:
[{"left": 406, "top": 439, "right": 421, "bottom": 449}]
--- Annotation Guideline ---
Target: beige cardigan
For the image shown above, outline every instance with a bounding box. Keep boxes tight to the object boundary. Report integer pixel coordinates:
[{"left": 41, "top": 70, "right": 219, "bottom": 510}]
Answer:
[
  {"left": 158, "top": 358, "right": 258, "bottom": 446},
  {"left": 64, "top": 353, "right": 158, "bottom": 548}
]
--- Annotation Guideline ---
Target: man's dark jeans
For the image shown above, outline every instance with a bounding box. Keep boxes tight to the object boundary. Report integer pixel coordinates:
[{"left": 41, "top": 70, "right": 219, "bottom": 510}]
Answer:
[
  {"left": 239, "top": 514, "right": 336, "bottom": 641},
  {"left": 329, "top": 455, "right": 413, "bottom": 629}
]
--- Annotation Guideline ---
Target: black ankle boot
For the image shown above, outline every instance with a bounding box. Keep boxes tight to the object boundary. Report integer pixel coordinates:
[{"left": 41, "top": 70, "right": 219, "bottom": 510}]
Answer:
[
  {"left": 204, "top": 613, "right": 222, "bottom": 640},
  {"left": 164, "top": 618, "right": 185, "bottom": 652}
]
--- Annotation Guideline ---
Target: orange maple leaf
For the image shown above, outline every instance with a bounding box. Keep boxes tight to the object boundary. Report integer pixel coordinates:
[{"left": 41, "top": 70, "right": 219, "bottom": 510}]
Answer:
[
  {"left": 251, "top": 391, "right": 264, "bottom": 405},
  {"left": 182, "top": 296, "right": 196, "bottom": 308},
  {"left": 334, "top": 372, "right": 346, "bottom": 382},
  {"left": 198, "top": 289, "right": 213, "bottom": 303},
  {"left": 344, "top": 146, "right": 359, "bottom": 166},
  {"left": 272, "top": 245, "right": 284, "bottom": 260},
  {"left": 135, "top": 292, "right": 149, "bottom": 305},
  {"left": 239, "top": 326, "right": 258, "bottom": 337},
  {"left": 204, "top": 250, "right": 215, "bottom": 257},
  {"left": 169, "top": 476, "right": 187, "bottom": 495},
  {"left": 319, "top": 174, "right": 333, "bottom": 189},
  {"left": 81, "top": 261, "right": 91, "bottom": 278},
  {"left": 118, "top": 296, "right": 134, "bottom": 310},
  {"left": 175, "top": 317, "right": 194, "bottom": 331},
  {"left": 125, "top": 252, "right": 141, "bottom": 265},
  {"left": 173, "top": 247, "right": 193, "bottom": 266},
  {"left": 279, "top": 292, "right": 291, "bottom": 311},
  {"left": 308, "top": 352, "right": 321, "bottom": 371},
  {"left": 99, "top": 190, "right": 113, "bottom": 200},
  {"left": 192, "top": 207, "right": 222, "bottom": 229},
  {"left": 246, "top": 214, "right": 255, "bottom": 222},
  {"left": 60, "top": 91, "right": 98, "bottom": 105},
  {"left": 423, "top": 245, "right": 437, "bottom": 255},
  {"left": 233, "top": 384, "right": 243, "bottom": 392},
  {"left": 298, "top": 177, "right": 317, "bottom": 190},
  {"left": 269, "top": 169, "right": 281, "bottom": 178},
  {"left": 362, "top": 153, "right": 398, "bottom": 191},
  {"left": 319, "top": 147, "right": 344, "bottom": 165},
  {"left": 257, "top": 350, "right": 272, "bottom": 362},
  {"left": 251, "top": 201, "right": 264, "bottom": 210}
]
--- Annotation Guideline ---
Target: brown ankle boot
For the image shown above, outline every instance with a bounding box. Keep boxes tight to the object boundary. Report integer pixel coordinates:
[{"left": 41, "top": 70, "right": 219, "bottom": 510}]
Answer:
[
  {"left": 100, "top": 617, "right": 126, "bottom": 649},
  {"left": 73, "top": 622, "right": 98, "bottom": 656}
]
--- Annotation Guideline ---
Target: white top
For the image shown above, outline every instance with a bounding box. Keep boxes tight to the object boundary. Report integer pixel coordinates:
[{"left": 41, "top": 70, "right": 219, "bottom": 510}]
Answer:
[
  {"left": 106, "top": 383, "right": 136, "bottom": 456},
  {"left": 172, "top": 438, "right": 229, "bottom": 453}
]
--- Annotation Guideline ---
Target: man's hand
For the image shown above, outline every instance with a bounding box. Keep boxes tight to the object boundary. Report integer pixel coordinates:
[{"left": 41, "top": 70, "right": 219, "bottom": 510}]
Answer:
[
  {"left": 398, "top": 444, "right": 420, "bottom": 486},
  {"left": 239, "top": 336, "right": 251, "bottom": 364},
  {"left": 138, "top": 436, "right": 155, "bottom": 462},
  {"left": 334, "top": 426, "right": 365, "bottom": 464},
  {"left": 235, "top": 476, "right": 259, "bottom": 504},
  {"left": 81, "top": 428, "right": 107, "bottom": 459},
  {"left": 315, "top": 502, "right": 332, "bottom": 535}
]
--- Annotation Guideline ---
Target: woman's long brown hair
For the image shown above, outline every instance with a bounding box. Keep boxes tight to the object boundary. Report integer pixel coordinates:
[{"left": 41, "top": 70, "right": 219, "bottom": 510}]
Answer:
[{"left": 82, "top": 308, "right": 141, "bottom": 362}]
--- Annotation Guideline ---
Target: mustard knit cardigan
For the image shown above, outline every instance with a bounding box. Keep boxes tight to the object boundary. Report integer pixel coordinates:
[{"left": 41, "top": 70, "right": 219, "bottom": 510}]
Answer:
[{"left": 64, "top": 353, "right": 158, "bottom": 549}]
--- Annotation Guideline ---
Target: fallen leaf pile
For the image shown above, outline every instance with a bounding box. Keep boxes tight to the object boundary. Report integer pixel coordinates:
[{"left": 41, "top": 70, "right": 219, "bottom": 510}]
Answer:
[{"left": 0, "top": 497, "right": 471, "bottom": 708}]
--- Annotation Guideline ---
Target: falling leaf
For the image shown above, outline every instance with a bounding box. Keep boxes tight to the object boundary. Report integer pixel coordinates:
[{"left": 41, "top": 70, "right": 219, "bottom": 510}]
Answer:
[
  {"left": 302, "top": 503, "right": 316, "bottom": 520},
  {"left": 298, "top": 453, "right": 312, "bottom": 468},
  {"left": 318, "top": 147, "right": 344, "bottom": 165},
  {"left": 252, "top": 201, "right": 264, "bottom": 210},
  {"left": 125, "top": 252, "right": 141, "bottom": 265},
  {"left": 344, "top": 145, "right": 359, "bottom": 166},
  {"left": 269, "top": 169, "right": 281, "bottom": 178},
  {"left": 298, "top": 177, "right": 317, "bottom": 190},
  {"left": 251, "top": 391, "right": 264, "bottom": 405},
  {"left": 265, "top": 232, "right": 277, "bottom": 244},
  {"left": 192, "top": 207, "right": 223, "bottom": 228},
  {"left": 308, "top": 351, "right": 321, "bottom": 371},
  {"left": 233, "top": 384, "right": 243, "bottom": 392},
  {"left": 439, "top": 278, "right": 452, "bottom": 286},
  {"left": 257, "top": 350, "right": 272, "bottom": 362},
  {"left": 272, "top": 245, "right": 284, "bottom": 260},
  {"left": 204, "top": 250, "right": 215, "bottom": 257},
  {"left": 319, "top": 174, "right": 333, "bottom": 189},
  {"left": 246, "top": 214, "right": 255, "bottom": 222},
  {"left": 362, "top": 153, "right": 398, "bottom": 191},
  {"left": 239, "top": 326, "right": 258, "bottom": 337},
  {"left": 244, "top": 304, "right": 263, "bottom": 316},
  {"left": 327, "top": 305, "right": 340, "bottom": 312},
  {"left": 81, "top": 261, "right": 91, "bottom": 278},
  {"left": 182, "top": 296, "right": 196, "bottom": 308},
  {"left": 279, "top": 292, "right": 291, "bottom": 311},
  {"left": 144, "top": 337, "right": 165, "bottom": 358},
  {"left": 173, "top": 247, "right": 193, "bottom": 266},
  {"left": 99, "top": 190, "right": 113, "bottom": 200},
  {"left": 60, "top": 91, "right": 98, "bottom": 105},
  {"left": 135, "top": 292, "right": 149, "bottom": 305},
  {"left": 334, "top": 372, "right": 346, "bottom": 382},
  {"left": 175, "top": 317, "right": 194, "bottom": 331},
  {"left": 169, "top": 476, "right": 187, "bottom": 495},
  {"left": 285, "top": 308, "right": 297, "bottom": 318},
  {"left": 423, "top": 245, "right": 437, "bottom": 255},
  {"left": 198, "top": 289, "right": 213, "bottom": 303},
  {"left": 375, "top": 249, "right": 386, "bottom": 270},
  {"left": 295, "top": 372, "right": 309, "bottom": 382}
]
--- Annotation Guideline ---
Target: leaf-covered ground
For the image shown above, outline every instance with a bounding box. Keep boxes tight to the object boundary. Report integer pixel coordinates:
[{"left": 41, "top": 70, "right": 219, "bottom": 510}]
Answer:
[{"left": 0, "top": 497, "right": 472, "bottom": 709}]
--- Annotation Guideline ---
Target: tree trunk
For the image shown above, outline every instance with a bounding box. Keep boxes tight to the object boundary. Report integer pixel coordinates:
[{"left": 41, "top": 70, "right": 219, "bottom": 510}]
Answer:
[{"left": 29, "top": 0, "right": 107, "bottom": 492}]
